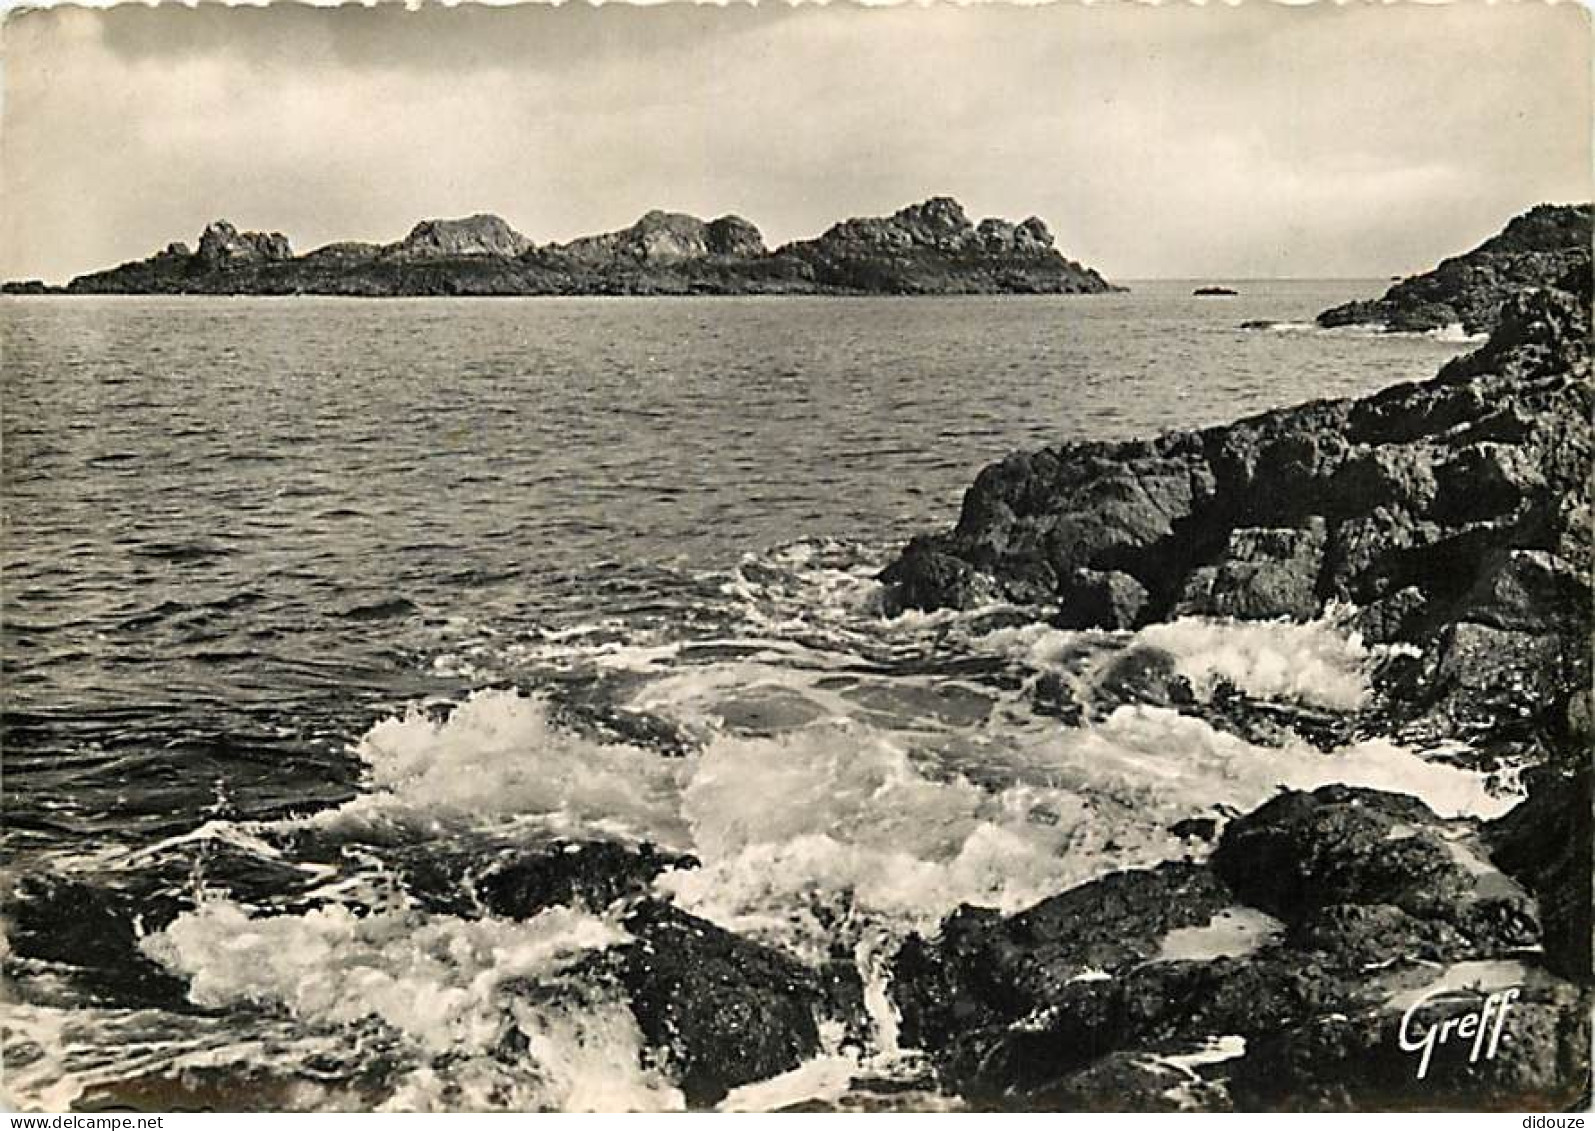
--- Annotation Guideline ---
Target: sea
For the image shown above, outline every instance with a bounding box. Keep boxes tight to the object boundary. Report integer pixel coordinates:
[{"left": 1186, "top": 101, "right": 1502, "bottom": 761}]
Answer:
[{"left": 0, "top": 281, "right": 1514, "bottom": 1111}]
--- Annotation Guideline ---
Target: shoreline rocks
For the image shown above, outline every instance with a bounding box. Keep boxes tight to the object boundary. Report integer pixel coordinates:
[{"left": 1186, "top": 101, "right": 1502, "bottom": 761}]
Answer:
[
  {"left": 864, "top": 212, "right": 1592, "bottom": 1108},
  {"left": 886, "top": 784, "right": 1586, "bottom": 1110},
  {"left": 879, "top": 255, "right": 1591, "bottom": 756},
  {"left": 1316, "top": 204, "right": 1590, "bottom": 335},
  {"left": 12, "top": 197, "right": 1122, "bottom": 298}
]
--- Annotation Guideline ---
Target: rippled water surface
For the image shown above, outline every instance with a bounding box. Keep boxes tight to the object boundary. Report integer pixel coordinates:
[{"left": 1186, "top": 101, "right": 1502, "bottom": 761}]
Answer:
[{"left": 2, "top": 284, "right": 1485, "bottom": 1110}]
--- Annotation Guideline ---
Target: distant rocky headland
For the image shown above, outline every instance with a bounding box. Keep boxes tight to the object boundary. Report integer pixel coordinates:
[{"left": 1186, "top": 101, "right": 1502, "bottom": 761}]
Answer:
[
  {"left": 1316, "top": 203, "right": 1591, "bottom": 335},
  {"left": 2, "top": 197, "right": 1122, "bottom": 298}
]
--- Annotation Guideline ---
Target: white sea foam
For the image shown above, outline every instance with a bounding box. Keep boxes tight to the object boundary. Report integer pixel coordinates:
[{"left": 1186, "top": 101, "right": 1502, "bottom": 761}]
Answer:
[
  {"left": 1429, "top": 323, "right": 1489, "bottom": 344},
  {"left": 0, "top": 1004, "right": 362, "bottom": 1113},
  {"left": 974, "top": 612, "right": 1379, "bottom": 711},
  {"left": 1135, "top": 614, "right": 1376, "bottom": 710},
  {"left": 110, "top": 603, "right": 1513, "bottom": 1111},
  {"left": 307, "top": 663, "right": 1514, "bottom": 965},
  {"left": 140, "top": 900, "right": 682, "bottom": 1112},
  {"left": 715, "top": 1054, "right": 859, "bottom": 1113},
  {"left": 1018, "top": 705, "right": 1517, "bottom": 822},
  {"left": 658, "top": 722, "right": 1110, "bottom": 945},
  {"left": 314, "top": 690, "right": 692, "bottom": 843}
]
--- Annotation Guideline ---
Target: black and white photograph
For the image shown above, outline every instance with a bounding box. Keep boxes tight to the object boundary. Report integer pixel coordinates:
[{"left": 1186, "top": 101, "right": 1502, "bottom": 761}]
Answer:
[{"left": 0, "top": 0, "right": 1590, "bottom": 1114}]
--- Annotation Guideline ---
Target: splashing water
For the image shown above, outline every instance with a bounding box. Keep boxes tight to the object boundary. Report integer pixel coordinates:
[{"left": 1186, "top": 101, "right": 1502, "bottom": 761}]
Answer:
[{"left": 5, "top": 539, "right": 1519, "bottom": 1111}]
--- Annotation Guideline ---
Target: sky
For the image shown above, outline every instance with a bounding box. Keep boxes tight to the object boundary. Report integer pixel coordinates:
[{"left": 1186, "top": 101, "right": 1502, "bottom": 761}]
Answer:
[{"left": 1, "top": 1, "right": 1590, "bottom": 283}]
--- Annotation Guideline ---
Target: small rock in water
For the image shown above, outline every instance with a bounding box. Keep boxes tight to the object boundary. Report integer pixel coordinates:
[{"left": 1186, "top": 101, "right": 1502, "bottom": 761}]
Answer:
[
  {"left": 1090, "top": 645, "right": 1195, "bottom": 711},
  {"left": 1170, "top": 816, "right": 1220, "bottom": 843},
  {"left": 475, "top": 840, "right": 698, "bottom": 919},
  {"left": 606, "top": 900, "right": 841, "bottom": 1108}
]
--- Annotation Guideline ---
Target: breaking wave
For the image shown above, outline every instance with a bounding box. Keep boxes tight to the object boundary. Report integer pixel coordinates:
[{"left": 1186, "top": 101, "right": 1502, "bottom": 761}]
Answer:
[{"left": 4, "top": 539, "right": 1522, "bottom": 1111}]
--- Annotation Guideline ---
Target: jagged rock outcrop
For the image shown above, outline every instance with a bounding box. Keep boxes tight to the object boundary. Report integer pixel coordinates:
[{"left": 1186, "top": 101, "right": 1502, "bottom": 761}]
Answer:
[
  {"left": 774, "top": 196, "right": 1120, "bottom": 294},
  {"left": 880, "top": 260, "right": 1592, "bottom": 751},
  {"left": 706, "top": 215, "right": 766, "bottom": 259},
  {"left": 34, "top": 197, "right": 1118, "bottom": 297},
  {"left": 195, "top": 220, "right": 292, "bottom": 268},
  {"left": 871, "top": 221, "right": 1592, "bottom": 1109},
  {"left": 557, "top": 210, "right": 767, "bottom": 266},
  {"left": 1317, "top": 203, "right": 1591, "bottom": 334},
  {"left": 63, "top": 220, "right": 291, "bottom": 292},
  {"left": 385, "top": 213, "right": 532, "bottom": 259}
]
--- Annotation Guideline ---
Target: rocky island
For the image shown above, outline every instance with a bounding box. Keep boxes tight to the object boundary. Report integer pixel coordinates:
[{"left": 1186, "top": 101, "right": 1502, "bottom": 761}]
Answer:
[
  {"left": 3, "top": 197, "right": 1121, "bottom": 298},
  {"left": 1316, "top": 203, "right": 1591, "bottom": 334}
]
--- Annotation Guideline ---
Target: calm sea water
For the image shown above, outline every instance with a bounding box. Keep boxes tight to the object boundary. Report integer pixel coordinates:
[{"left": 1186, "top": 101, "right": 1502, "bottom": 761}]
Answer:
[{"left": 1, "top": 283, "right": 1497, "bottom": 1110}]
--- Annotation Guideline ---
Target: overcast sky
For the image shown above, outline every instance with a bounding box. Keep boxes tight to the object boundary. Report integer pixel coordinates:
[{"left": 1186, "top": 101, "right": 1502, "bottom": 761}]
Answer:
[{"left": 2, "top": 1, "right": 1589, "bottom": 283}]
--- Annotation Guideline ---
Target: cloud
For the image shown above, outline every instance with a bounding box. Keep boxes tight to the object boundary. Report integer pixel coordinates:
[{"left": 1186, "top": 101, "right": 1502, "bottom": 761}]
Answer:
[{"left": 2, "top": 1, "right": 1588, "bottom": 283}]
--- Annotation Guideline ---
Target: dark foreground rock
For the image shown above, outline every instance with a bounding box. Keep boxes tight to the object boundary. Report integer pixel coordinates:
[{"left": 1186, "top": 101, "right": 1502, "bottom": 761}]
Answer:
[
  {"left": 1211, "top": 785, "right": 1539, "bottom": 954},
  {"left": 602, "top": 900, "right": 845, "bottom": 1107},
  {"left": 4, "top": 875, "right": 193, "bottom": 1009},
  {"left": 887, "top": 785, "right": 1587, "bottom": 1110},
  {"left": 1230, "top": 978, "right": 1592, "bottom": 1112},
  {"left": 1487, "top": 760, "right": 1594, "bottom": 981},
  {"left": 1316, "top": 203, "right": 1590, "bottom": 334},
  {"left": 26, "top": 197, "right": 1121, "bottom": 298}
]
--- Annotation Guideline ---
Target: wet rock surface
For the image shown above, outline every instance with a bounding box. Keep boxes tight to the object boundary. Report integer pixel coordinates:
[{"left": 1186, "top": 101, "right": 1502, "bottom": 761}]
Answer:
[
  {"left": 884, "top": 781, "right": 1584, "bottom": 1109},
  {"left": 473, "top": 841, "right": 696, "bottom": 919},
  {"left": 4, "top": 875, "right": 195, "bottom": 1010},
  {"left": 1487, "top": 760, "right": 1594, "bottom": 981},
  {"left": 603, "top": 900, "right": 836, "bottom": 1107},
  {"left": 1230, "top": 978, "right": 1592, "bottom": 1111},
  {"left": 1211, "top": 785, "right": 1471, "bottom": 920}
]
